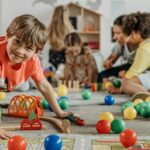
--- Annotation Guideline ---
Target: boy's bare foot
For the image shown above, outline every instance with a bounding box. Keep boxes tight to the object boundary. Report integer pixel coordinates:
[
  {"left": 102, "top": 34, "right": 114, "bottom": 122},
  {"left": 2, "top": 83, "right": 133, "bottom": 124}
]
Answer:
[{"left": 0, "top": 129, "right": 11, "bottom": 140}]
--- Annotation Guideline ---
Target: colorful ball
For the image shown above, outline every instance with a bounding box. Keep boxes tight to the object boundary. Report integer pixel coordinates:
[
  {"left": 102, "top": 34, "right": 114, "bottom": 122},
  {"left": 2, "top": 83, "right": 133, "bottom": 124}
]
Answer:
[
  {"left": 145, "top": 97, "right": 150, "bottom": 102},
  {"left": 8, "top": 135, "right": 27, "bottom": 150},
  {"left": 111, "top": 118, "right": 126, "bottom": 134},
  {"left": 82, "top": 90, "right": 91, "bottom": 100},
  {"left": 140, "top": 104, "right": 150, "bottom": 118},
  {"left": 113, "top": 79, "right": 121, "bottom": 88},
  {"left": 44, "top": 134, "right": 63, "bottom": 150},
  {"left": 48, "top": 105, "right": 53, "bottom": 112},
  {"left": 41, "top": 98, "right": 49, "bottom": 109},
  {"left": 123, "top": 107, "right": 137, "bottom": 120},
  {"left": 58, "top": 99, "right": 69, "bottom": 110},
  {"left": 57, "top": 85, "right": 68, "bottom": 96},
  {"left": 104, "top": 95, "right": 115, "bottom": 105},
  {"left": 0, "top": 91, "right": 6, "bottom": 100},
  {"left": 96, "top": 120, "right": 111, "bottom": 134},
  {"left": 121, "top": 102, "right": 134, "bottom": 113},
  {"left": 135, "top": 102, "right": 147, "bottom": 115},
  {"left": 99, "top": 112, "right": 114, "bottom": 123},
  {"left": 103, "top": 82, "right": 113, "bottom": 90},
  {"left": 120, "top": 129, "right": 137, "bottom": 148},
  {"left": 133, "top": 98, "right": 143, "bottom": 106}
]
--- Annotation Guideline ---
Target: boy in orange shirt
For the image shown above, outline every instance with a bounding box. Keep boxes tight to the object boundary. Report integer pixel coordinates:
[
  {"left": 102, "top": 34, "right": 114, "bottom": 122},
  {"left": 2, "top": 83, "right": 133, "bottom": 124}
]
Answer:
[{"left": 0, "top": 14, "right": 71, "bottom": 139}]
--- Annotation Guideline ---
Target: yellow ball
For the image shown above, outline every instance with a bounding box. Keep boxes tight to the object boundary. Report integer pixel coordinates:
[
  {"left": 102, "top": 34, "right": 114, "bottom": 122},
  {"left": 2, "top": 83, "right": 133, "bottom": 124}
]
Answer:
[
  {"left": 123, "top": 106, "right": 137, "bottom": 120},
  {"left": 57, "top": 84, "right": 68, "bottom": 96},
  {"left": 0, "top": 92, "right": 6, "bottom": 100},
  {"left": 133, "top": 98, "right": 143, "bottom": 106},
  {"left": 103, "top": 82, "right": 113, "bottom": 90},
  {"left": 145, "top": 96, "right": 150, "bottom": 102},
  {"left": 99, "top": 112, "right": 114, "bottom": 123}
]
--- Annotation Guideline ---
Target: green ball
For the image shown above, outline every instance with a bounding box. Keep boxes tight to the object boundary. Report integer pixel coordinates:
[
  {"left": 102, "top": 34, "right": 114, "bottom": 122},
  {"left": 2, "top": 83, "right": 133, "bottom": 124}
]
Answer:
[
  {"left": 41, "top": 98, "right": 49, "bottom": 109},
  {"left": 113, "top": 79, "right": 121, "bottom": 88},
  {"left": 82, "top": 90, "right": 91, "bottom": 100},
  {"left": 58, "top": 99, "right": 69, "bottom": 110},
  {"left": 140, "top": 104, "right": 150, "bottom": 118},
  {"left": 111, "top": 118, "right": 126, "bottom": 134},
  {"left": 121, "top": 102, "right": 134, "bottom": 113},
  {"left": 135, "top": 102, "right": 147, "bottom": 115}
]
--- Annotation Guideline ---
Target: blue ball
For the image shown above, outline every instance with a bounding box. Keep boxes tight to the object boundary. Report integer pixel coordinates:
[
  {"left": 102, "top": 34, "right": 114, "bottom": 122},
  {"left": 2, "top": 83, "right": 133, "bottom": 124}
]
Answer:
[
  {"left": 58, "top": 96, "right": 69, "bottom": 101},
  {"left": 44, "top": 134, "right": 63, "bottom": 150},
  {"left": 48, "top": 105, "right": 53, "bottom": 112},
  {"left": 104, "top": 95, "right": 115, "bottom": 105}
]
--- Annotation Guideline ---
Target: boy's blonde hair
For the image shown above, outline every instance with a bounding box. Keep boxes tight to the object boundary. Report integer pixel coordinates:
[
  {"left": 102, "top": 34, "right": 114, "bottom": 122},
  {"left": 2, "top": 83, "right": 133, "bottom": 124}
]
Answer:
[
  {"left": 48, "top": 5, "right": 73, "bottom": 50},
  {"left": 7, "top": 14, "right": 48, "bottom": 52}
]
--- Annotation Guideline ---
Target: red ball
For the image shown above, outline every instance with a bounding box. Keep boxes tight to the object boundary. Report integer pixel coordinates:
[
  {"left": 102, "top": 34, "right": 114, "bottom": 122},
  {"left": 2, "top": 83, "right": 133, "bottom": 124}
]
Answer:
[
  {"left": 8, "top": 135, "right": 27, "bottom": 150},
  {"left": 96, "top": 120, "right": 111, "bottom": 134},
  {"left": 120, "top": 129, "right": 137, "bottom": 148}
]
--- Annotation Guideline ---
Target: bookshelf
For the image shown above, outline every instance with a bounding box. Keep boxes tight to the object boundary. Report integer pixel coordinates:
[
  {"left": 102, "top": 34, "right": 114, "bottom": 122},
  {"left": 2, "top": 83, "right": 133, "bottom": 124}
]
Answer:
[{"left": 67, "top": 2, "right": 101, "bottom": 51}]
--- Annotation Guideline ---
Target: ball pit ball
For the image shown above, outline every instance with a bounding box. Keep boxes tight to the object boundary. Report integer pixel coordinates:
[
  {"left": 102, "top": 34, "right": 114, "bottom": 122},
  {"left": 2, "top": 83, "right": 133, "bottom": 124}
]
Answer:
[
  {"left": 57, "top": 85, "right": 68, "bottom": 96},
  {"left": 120, "top": 129, "right": 137, "bottom": 148},
  {"left": 58, "top": 99, "right": 69, "bottom": 110},
  {"left": 123, "top": 107, "right": 137, "bottom": 120},
  {"left": 96, "top": 120, "right": 111, "bottom": 134},
  {"left": 0, "top": 91, "right": 6, "bottom": 100},
  {"left": 82, "top": 90, "right": 91, "bottom": 100},
  {"left": 99, "top": 112, "right": 114, "bottom": 123},
  {"left": 8, "top": 135, "right": 27, "bottom": 150},
  {"left": 111, "top": 118, "right": 126, "bottom": 134},
  {"left": 104, "top": 95, "right": 115, "bottom": 105},
  {"left": 44, "top": 134, "right": 63, "bottom": 150}
]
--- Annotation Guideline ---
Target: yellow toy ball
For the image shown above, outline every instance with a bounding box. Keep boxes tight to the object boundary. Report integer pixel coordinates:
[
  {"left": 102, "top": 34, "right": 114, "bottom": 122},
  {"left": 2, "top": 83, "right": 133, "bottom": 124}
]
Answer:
[
  {"left": 103, "top": 82, "right": 113, "bottom": 90},
  {"left": 57, "top": 84, "right": 68, "bottom": 96},
  {"left": 145, "top": 97, "right": 150, "bottom": 102},
  {"left": 123, "top": 106, "right": 137, "bottom": 120},
  {"left": 133, "top": 98, "right": 143, "bottom": 106},
  {"left": 0, "top": 91, "right": 6, "bottom": 100},
  {"left": 99, "top": 112, "right": 114, "bottom": 123}
]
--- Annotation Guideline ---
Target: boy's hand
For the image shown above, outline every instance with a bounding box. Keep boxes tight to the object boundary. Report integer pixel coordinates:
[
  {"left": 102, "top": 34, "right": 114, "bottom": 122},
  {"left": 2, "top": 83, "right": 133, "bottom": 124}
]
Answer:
[
  {"left": 56, "top": 111, "right": 73, "bottom": 119},
  {"left": 118, "top": 70, "right": 126, "bottom": 78},
  {"left": 0, "top": 129, "right": 11, "bottom": 140},
  {"left": 103, "top": 60, "right": 113, "bottom": 69}
]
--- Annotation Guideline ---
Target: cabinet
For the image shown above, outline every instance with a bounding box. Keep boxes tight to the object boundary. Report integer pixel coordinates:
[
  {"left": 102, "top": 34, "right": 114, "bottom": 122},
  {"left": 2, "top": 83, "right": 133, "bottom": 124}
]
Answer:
[{"left": 67, "top": 2, "right": 101, "bottom": 51}]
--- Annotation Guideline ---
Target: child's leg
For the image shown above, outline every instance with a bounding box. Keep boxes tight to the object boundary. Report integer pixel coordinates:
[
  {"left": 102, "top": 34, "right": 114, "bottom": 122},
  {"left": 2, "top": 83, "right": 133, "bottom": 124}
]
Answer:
[
  {"left": 122, "top": 77, "right": 148, "bottom": 95},
  {"left": 98, "top": 63, "right": 131, "bottom": 82},
  {"left": 108, "top": 75, "right": 150, "bottom": 95}
]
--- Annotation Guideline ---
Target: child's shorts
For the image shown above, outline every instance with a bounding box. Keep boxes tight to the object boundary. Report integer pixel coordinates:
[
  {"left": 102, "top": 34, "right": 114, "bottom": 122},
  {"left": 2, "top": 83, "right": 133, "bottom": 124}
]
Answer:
[{"left": 138, "top": 70, "right": 150, "bottom": 90}]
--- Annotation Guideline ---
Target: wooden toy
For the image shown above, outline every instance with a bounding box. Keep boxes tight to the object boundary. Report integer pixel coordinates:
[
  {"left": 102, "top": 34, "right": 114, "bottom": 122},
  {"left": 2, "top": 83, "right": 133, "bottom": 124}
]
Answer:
[
  {"left": 66, "top": 114, "right": 86, "bottom": 126},
  {"left": 2, "top": 94, "right": 71, "bottom": 133},
  {"left": 58, "top": 80, "right": 80, "bottom": 91}
]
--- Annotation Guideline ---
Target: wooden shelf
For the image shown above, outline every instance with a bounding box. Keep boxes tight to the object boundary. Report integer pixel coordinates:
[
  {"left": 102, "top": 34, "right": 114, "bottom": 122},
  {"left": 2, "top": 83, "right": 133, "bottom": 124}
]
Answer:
[{"left": 67, "top": 2, "right": 101, "bottom": 51}]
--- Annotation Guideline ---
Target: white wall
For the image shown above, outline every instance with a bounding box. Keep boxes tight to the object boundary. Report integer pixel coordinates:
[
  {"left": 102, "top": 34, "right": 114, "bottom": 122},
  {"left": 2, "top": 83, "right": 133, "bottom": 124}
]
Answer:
[
  {"left": 0, "top": 0, "right": 111, "bottom": 67},
  {"left": 1, "top": 0, "right": 149, "bottom": 67}
]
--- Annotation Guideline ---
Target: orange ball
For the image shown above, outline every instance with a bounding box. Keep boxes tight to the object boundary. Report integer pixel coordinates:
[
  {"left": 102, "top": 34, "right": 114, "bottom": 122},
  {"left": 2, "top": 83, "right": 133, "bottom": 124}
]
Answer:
[{"left": 8, "top": 135, "right": 27, "bottom": 150}]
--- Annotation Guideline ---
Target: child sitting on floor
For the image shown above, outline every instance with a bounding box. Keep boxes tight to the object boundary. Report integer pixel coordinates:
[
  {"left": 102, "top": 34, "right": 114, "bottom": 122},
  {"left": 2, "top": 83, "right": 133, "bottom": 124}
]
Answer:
[
  {"left": 63, "top": 32, "right": 98, "bottom": 85},
  {"left": 108, "top": 12, "right": 150, "bottom": 96}
]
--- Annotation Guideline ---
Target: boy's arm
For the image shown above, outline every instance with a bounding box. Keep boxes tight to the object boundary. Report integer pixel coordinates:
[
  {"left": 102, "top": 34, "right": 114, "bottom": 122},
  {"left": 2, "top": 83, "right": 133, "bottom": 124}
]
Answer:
[
  {"left": 103, "top": 53, "right": 118, "bottom": 69},
  {"left": 0, "top": 129, "right": 11, "bottom": 139},
  {"left": 35, "top": 78, "right": 67, "bottom": 118},
  {"left": 125, "top": 46, "right": 150, "bottom": 79}
]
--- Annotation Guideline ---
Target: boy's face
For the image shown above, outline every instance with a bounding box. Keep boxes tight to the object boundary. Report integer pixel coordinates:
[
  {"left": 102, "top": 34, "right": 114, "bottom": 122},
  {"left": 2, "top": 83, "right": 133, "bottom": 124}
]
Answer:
[{"left": 6, "top": 36, "right": 36, "bottom": 65}]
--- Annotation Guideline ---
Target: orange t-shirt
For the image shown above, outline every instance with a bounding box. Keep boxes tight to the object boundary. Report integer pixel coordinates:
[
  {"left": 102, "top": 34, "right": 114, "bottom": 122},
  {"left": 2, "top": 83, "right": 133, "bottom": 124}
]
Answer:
[{"left": 0, "top": 36, "right": 45, "bottom": 91}]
